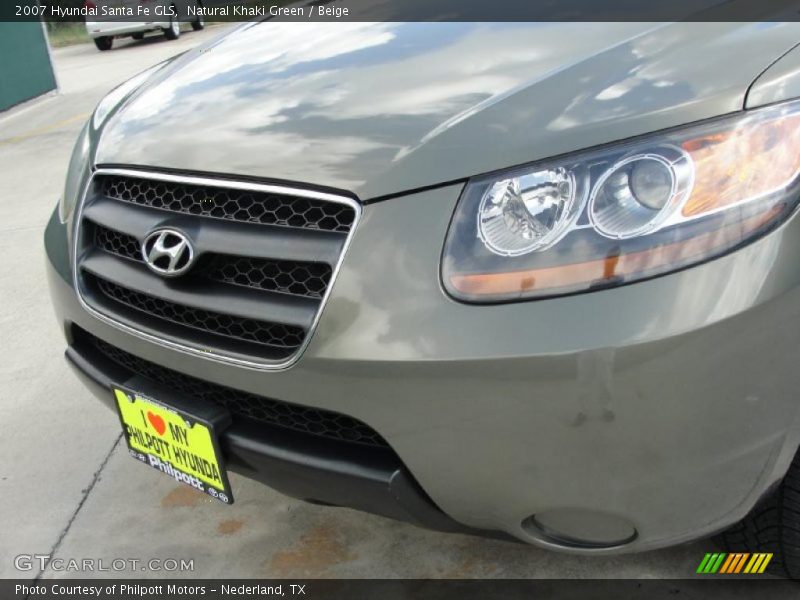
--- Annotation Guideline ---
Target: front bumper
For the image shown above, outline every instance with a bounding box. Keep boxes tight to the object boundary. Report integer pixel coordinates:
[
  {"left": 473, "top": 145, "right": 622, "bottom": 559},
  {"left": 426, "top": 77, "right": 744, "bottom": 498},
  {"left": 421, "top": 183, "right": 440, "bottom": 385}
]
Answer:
[
  {"left": 63, "top": 330, "right": 475, "bottom": 535},
  {"left": 46, "top": 182, "right": 800, "bottom": 553}
]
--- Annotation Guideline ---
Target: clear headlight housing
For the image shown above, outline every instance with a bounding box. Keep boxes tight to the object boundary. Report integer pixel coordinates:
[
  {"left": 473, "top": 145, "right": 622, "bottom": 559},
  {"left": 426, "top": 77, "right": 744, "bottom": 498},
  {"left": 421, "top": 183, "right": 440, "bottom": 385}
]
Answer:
[{"left": 442, "top": 99, "right": 800, "bottom": 302}]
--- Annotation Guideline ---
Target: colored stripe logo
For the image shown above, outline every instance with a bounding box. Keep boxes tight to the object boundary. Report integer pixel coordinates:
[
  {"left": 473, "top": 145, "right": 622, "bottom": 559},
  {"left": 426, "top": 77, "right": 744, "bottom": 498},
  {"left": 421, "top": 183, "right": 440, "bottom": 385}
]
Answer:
[{"left": 696, "top": 553, "right": 772, "bottom": 574}]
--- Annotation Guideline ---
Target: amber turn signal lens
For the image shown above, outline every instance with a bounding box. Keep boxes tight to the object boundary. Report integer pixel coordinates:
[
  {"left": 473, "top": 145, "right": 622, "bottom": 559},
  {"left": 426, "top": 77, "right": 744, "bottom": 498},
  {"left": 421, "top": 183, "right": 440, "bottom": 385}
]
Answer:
[
  {"left": 448, "top": 207, "right": 784, "bottom": 298},
  {"left": 682, "top": 113, "right": 800, "bottom": 217}
]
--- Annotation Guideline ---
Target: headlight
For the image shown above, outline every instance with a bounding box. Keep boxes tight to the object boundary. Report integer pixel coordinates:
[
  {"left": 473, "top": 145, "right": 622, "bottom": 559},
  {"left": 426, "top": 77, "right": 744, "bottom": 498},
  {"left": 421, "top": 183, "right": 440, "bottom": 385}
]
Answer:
[
  {"left": 477, "top": 167, "right": 585, "bottom": 256},
  {"left": 59, "top": 120, "right": 92, "bottom": 222},
  {"left": 442, "top": 99, "right": 800, "bottom": 302}
]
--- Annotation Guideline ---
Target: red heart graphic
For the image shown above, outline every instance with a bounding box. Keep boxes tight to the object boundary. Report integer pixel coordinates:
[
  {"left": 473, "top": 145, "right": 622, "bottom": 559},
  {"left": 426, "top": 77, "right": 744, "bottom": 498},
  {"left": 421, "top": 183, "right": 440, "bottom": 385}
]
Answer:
[{"left": 147, "top": 411, "right": 166, "bottom": 436}]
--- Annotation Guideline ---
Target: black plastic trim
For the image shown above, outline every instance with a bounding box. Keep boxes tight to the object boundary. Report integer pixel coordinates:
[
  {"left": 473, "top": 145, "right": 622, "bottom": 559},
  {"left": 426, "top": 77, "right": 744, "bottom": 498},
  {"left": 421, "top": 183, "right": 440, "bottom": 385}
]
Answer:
[{"left": 64, "top": 337, "right": 480, "bottom": 534}]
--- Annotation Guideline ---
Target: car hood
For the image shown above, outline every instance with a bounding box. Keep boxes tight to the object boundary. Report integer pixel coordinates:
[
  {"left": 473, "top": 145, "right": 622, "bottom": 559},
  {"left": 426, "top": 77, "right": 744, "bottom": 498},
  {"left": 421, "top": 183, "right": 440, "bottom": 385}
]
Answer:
[{"left": 96, "top": 21, "right": 800, "bottom": 200}]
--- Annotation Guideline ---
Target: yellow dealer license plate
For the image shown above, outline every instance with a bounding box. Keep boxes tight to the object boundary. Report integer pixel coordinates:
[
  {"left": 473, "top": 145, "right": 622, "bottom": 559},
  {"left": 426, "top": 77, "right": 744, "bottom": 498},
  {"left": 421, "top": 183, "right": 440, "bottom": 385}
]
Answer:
[{"left": 114, "top": 387, "right": 233, "bottom": 504}]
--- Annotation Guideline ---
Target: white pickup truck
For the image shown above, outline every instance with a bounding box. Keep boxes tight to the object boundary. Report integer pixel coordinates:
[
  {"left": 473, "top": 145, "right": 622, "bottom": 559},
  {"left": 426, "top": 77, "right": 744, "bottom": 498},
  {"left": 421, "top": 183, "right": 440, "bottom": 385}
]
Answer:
[{"left": 84, "top": 0, "right": 205, "bottom": 51}]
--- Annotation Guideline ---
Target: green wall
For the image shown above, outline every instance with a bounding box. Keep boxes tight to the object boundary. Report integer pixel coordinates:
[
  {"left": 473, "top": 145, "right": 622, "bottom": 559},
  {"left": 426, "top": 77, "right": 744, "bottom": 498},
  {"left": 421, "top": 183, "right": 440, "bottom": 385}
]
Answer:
[{"left": 0, "top": 22, "right": 57, "bottom": 112}]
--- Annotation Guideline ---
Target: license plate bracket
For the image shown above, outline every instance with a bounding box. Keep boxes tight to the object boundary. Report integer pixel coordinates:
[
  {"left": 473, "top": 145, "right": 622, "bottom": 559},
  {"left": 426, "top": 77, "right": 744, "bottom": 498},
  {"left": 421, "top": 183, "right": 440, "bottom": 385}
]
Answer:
[{"left": 113, "top": 376, "right": 234, "bottom": 504}]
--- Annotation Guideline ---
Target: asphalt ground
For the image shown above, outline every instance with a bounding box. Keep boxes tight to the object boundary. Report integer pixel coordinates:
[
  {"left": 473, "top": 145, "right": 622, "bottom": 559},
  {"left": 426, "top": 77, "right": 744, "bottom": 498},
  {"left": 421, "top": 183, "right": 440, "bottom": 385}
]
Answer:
[{"left": 0, "top": 23, "right": 733, "bottom": 585}]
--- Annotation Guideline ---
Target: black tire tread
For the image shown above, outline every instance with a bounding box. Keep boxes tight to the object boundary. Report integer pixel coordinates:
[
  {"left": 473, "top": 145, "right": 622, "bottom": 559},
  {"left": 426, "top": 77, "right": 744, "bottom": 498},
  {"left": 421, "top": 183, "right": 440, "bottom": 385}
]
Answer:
[
  {"left": 716, "top": 451, "right": 800, "bottom": 579},
  {"left": 164, "top": 5, "right": 180, "bottom": 41},
  {"left": 93, "top": 36, "right": 113, "bottom": 51},
  {"left": 192, "top": 1, "right": 204, "bottom": 30}
]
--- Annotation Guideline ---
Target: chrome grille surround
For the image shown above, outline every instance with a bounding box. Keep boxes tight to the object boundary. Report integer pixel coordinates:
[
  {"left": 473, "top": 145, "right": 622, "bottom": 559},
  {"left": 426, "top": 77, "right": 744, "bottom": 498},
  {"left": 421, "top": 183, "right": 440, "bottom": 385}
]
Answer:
[
  {"left": 72, "top": 168, "right": 362, "bottom": 370},
  {"left": 98, "top": 173, "right": 356, "bottom": 232}
]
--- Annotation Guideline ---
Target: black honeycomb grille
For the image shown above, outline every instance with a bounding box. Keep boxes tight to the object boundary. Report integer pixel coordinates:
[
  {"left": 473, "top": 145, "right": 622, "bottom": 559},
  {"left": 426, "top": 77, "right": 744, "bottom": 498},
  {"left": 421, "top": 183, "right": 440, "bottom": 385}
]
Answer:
[
  {"left": 205, "top": 256, "right": 332, "bottom": 299},
  {"left": 94, "top": 276, "right": 305, "bottom": 350},
  {"left": 87, "top": 332, "right": 389, "bottom": 448},
  {"left": 92, "top": 225, "right": 333, "bottom": 299},
  {"left": 94, "top": 225, "right": 141, "bottom": 261},
  {"left": 98, "top": 175, "right": 355, "bottom": 233}
]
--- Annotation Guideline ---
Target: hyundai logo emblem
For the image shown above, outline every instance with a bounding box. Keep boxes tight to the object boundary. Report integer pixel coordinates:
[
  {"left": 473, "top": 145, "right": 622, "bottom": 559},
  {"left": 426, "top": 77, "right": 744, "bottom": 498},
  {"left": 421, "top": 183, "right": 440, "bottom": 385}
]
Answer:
[{"left": 142, "top": 229, "right": 195, "bottom": 277}]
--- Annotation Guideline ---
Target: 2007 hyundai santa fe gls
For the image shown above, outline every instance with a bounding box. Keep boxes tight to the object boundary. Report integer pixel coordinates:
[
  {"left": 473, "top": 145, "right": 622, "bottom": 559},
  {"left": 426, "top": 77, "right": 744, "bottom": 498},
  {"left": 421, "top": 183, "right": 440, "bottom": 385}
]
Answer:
[{"left": 45, "top": 20, "right": 800, "bottom": 575}]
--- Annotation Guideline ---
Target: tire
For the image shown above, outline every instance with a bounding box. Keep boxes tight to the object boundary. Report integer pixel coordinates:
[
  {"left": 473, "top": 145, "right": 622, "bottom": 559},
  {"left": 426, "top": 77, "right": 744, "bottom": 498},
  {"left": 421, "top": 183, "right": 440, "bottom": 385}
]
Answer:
[
  {"left": 716, "top": 449, "right": 800, "bottom": 579},
  {"left": 164, "top": 6, "right": 181, "bottom": 40},
  {"left": 131, "top": 33, "right": 145, "bottom": 41},
  {"left": 93, "top": 36, "right": 113, "bottom": 51},
  {"left": 192, "top": 1, "right": 205, "bottom": 30}
]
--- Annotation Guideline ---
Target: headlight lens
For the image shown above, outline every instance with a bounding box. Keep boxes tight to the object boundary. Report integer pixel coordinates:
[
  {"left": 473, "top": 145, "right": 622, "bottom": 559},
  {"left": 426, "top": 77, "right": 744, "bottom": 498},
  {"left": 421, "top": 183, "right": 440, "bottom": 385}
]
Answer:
[
  {"left": 442, "top": 99, "right": 800, "bottom": 302},
  {"left": 589, "top": 147, "right": 693, "bottom": 239},
  {"left": 477, "top": 167, "right": 585, "bottom": 256}
]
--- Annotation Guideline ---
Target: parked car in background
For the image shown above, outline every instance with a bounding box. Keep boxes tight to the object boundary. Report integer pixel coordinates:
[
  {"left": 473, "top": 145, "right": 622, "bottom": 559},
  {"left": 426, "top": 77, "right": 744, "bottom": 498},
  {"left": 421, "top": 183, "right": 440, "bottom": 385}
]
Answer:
[{"left": 85, "top": 0, "right": 205, "bottom": 51}]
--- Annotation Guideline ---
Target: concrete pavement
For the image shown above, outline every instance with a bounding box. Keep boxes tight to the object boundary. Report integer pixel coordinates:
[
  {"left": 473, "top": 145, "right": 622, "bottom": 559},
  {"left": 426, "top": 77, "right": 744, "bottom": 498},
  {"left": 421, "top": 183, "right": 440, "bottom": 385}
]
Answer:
[{"left": 1, "top": 24, "right": 714, "bottom": 582}]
